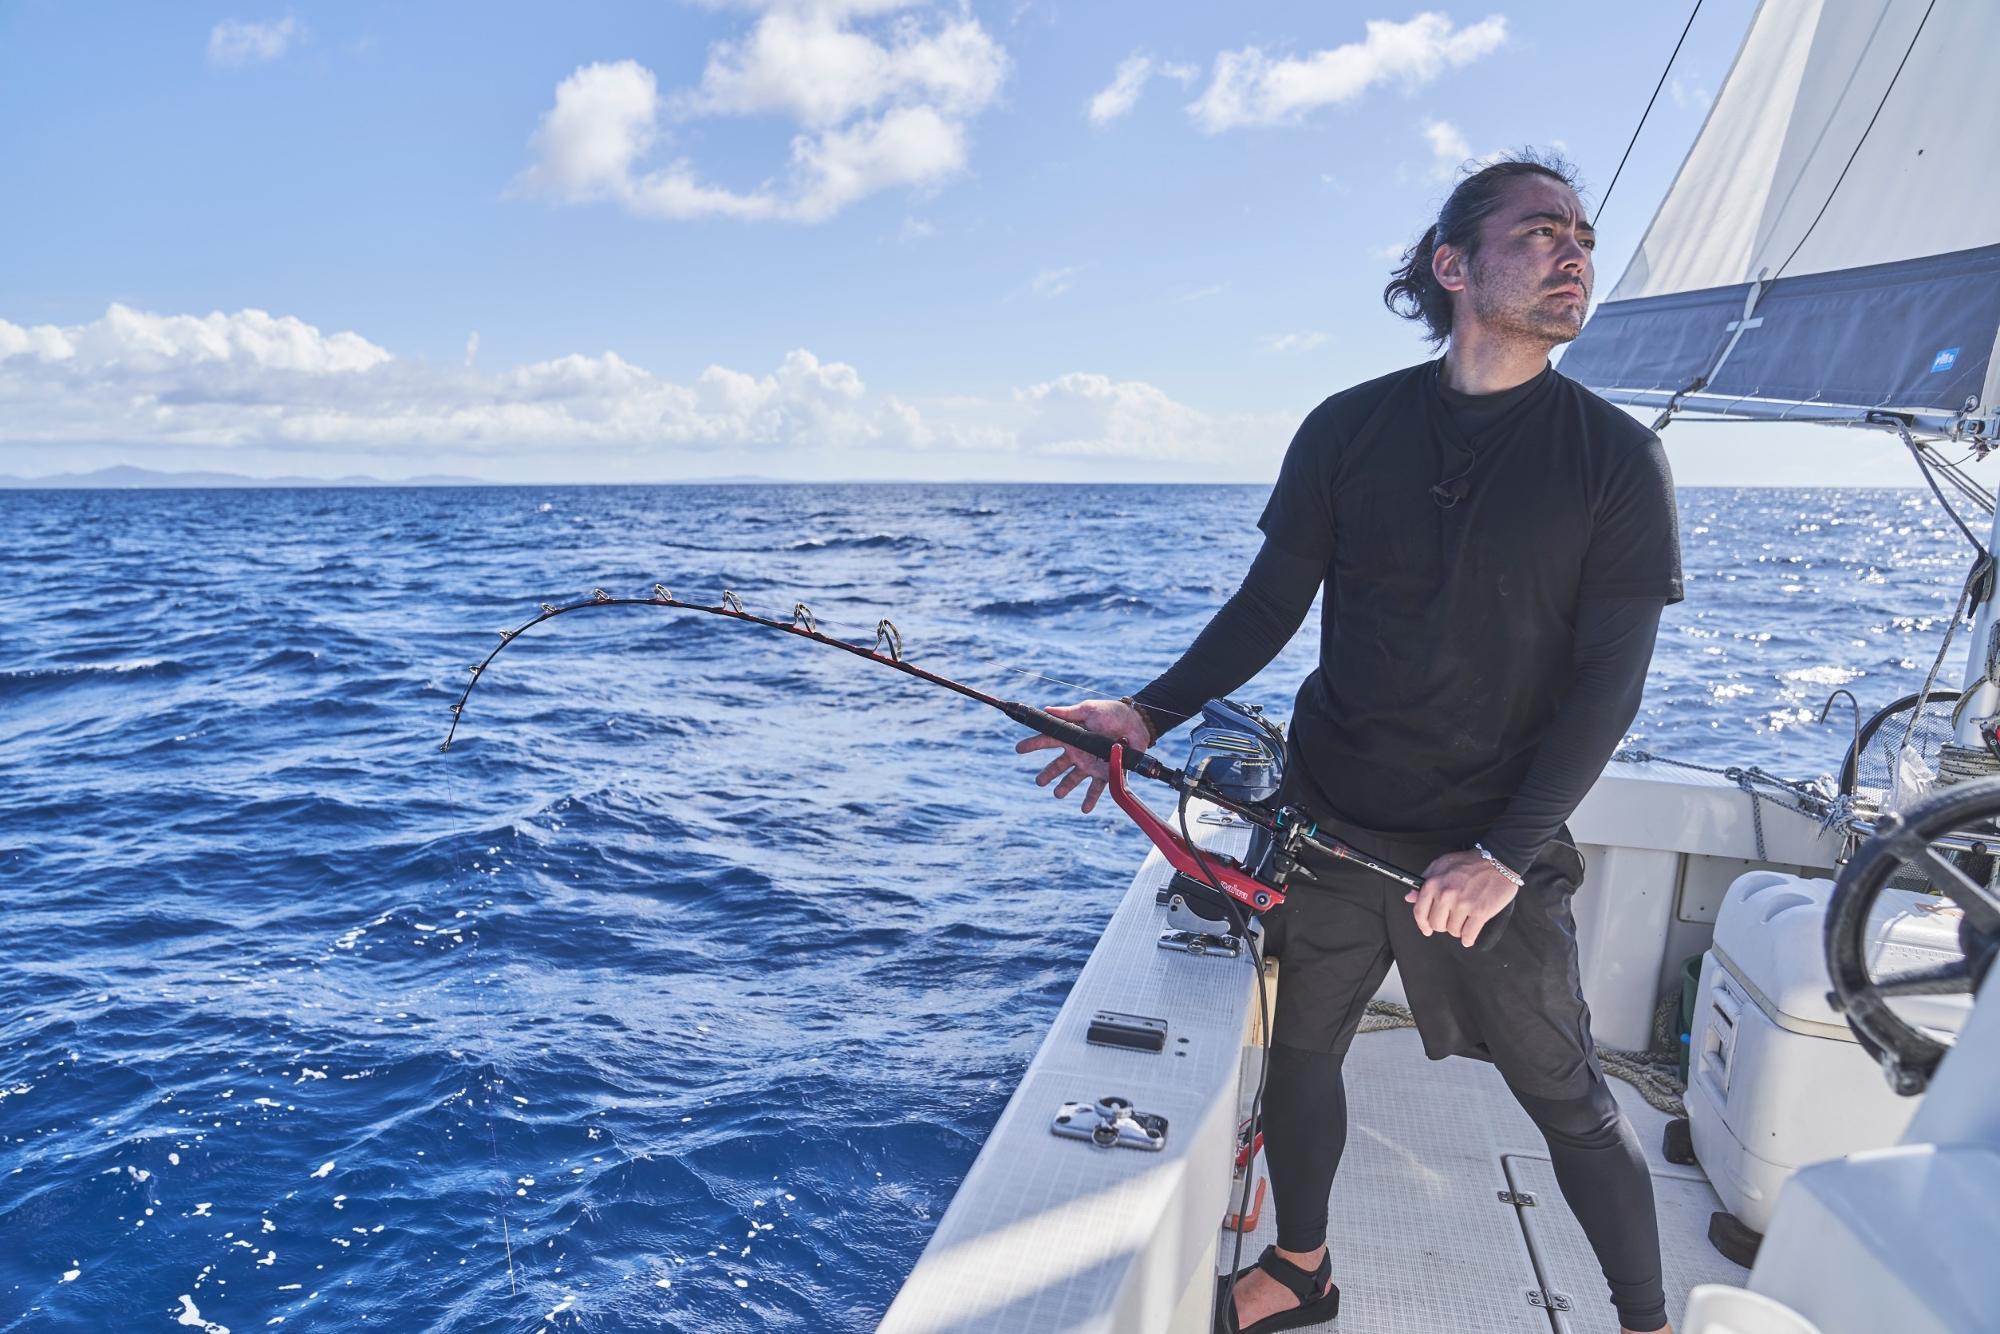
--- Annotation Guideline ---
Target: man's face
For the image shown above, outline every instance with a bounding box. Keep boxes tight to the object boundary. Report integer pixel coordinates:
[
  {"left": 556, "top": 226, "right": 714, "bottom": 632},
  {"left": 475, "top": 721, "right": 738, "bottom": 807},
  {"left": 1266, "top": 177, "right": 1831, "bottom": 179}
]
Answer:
[{"left": 1454, "top": 175, "right": 1596, "bottom": 348}]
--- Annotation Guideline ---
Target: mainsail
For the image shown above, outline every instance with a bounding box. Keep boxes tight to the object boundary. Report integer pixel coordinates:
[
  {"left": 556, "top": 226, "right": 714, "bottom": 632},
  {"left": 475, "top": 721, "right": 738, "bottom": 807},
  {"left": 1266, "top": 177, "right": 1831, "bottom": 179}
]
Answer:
[{"left": 1560, "top": 0, "right": 2000, "bottom": 438}]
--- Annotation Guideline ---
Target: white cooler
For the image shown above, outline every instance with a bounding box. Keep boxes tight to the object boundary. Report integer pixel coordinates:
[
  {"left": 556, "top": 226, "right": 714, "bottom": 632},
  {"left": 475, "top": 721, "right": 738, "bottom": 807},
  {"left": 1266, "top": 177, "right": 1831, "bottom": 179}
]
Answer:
[{"left": 1685, "top": 869, "right": 1973, "bottom": 1234}]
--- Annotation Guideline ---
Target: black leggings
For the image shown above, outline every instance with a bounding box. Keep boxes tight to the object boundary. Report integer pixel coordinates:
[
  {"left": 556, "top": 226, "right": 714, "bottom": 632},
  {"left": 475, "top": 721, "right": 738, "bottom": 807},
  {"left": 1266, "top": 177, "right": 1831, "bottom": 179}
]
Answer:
[{"left": 1263, "top": 1043, "right": 1668, "bottom": 1332}]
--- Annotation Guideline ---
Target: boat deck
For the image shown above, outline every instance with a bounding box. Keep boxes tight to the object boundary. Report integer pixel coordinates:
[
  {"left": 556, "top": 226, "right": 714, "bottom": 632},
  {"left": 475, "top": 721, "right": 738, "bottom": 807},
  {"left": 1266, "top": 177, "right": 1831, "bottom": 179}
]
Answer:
[
  {"left": 1222, "top": 1026, "right": 1750, "bottom": 1333},
  {"left": 882, "top": 792, "right": 1767, "bottom": 1334}
]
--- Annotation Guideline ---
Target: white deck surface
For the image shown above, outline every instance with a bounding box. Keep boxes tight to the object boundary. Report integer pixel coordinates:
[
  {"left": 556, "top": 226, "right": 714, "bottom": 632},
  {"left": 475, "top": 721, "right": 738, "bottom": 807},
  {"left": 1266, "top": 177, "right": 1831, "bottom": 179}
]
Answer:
[{"left": 1220, "top": 1027, "right": 1750, "bottom": 1333}]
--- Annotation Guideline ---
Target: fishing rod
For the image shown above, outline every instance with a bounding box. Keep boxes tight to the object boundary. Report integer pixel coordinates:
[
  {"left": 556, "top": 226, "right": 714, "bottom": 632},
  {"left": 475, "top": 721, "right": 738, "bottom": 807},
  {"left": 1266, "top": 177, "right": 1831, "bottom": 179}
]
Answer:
[{"left": 440, "top": 585, "right": 1432, "bottom": 918}]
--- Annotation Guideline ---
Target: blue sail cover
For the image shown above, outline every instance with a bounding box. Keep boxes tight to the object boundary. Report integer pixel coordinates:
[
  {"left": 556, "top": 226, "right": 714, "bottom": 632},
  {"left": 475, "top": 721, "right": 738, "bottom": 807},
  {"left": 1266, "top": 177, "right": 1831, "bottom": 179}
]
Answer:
[
  {"left": 1560, "top": 0, "right": 2000, "bottom": 427},
  {"left": 1562, "top": 244, "right": 2000, "bottom": 416}
]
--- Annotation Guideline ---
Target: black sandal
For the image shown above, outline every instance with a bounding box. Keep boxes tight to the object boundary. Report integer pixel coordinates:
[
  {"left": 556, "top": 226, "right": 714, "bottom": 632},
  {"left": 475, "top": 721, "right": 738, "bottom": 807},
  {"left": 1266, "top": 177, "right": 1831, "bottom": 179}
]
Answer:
[{"left": 1213, "top": 1244, "right": 1340, "bottom": 1332}]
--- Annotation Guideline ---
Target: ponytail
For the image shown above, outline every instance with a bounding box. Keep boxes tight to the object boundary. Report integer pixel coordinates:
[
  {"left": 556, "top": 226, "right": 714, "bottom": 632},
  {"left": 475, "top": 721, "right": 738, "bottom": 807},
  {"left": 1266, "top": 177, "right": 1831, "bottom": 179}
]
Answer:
[{"left": 1381, "top": 150, "right": 1583, "bottom": 347}]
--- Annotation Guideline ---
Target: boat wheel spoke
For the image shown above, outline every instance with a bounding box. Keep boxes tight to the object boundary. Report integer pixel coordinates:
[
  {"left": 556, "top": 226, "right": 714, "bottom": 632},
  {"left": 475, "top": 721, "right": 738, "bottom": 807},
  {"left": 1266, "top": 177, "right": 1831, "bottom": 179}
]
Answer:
[
  {"left": 1896, "top": 836, "right": 2000, "bottom": 931},
  {"left": 1873, "top": 958, "right": 1976, "bottom": 998}
]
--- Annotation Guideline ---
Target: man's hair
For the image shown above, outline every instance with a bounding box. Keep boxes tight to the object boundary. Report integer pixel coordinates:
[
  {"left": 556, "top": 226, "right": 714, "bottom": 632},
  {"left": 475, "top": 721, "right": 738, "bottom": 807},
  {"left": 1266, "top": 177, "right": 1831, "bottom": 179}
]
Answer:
[{"left": 1382, "top": 150, "right": 1585, "bottom": 348}]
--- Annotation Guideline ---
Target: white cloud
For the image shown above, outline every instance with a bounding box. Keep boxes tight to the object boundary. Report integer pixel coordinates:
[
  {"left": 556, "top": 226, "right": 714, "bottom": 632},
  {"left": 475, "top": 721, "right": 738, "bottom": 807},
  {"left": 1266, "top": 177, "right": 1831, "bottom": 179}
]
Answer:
[
  {"left": 1086, "top": 56, "right": 1199, "bottom": 124},
  {"left": 1088, "top": 53, "right": 1154, "bottom": 125},
  {"left": 1172, "top": 284, "right": 1224, "bottom": 304},
  {"left": 1419, "top": 118, "right": 1505, "bottom": 182},
  {"left": 207, "top": 17, "right": 302, "bottom": 69},
  {"left": 0, "top": 303, "right": 1285, "bottom": 472},
  {"left": 1009, "top": 372, "right": 1286, "bottom": 462},
  {"left": 682, "top": 4, "right": 1005, "bottom": 126},
  {"left": 1421, "top": 118, "right": 1470, "bottom": 179},
  {"left": 1188, "top": 13, "right": 1506, "bottom": 132},
  {"left": 0, "top": 305, "right": 921, "bottom": 454},
  {"left": 1669, "top": 76, "right": 1712, "bottom": 112},
  {"left": 1262, "top": 331, "right": 1327, "bottom": 353},
  {"left": 514, "top": 3, "right": 1008, "bottom": 224},
  {"left": 0, "top": 305, "right": 389, "bottom": 374},
  {"left": 1029, "top": 265, "right": 1082, "bottom": 300},
  {"left": 464, "top": 332, "right": 480, "bottom": 368},
  {"left": 898, "top": 215, "right": 936, "bottom": 241},
  {"left": 514, "top": 61, "right": 661, "bottom": 203}
]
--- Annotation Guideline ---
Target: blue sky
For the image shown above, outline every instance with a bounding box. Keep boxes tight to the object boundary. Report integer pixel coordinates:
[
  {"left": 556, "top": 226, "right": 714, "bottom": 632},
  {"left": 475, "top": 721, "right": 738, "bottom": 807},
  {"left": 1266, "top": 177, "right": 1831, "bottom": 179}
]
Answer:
[{"left": 0, "top": 1, "right": 1916, "bottom": 484}]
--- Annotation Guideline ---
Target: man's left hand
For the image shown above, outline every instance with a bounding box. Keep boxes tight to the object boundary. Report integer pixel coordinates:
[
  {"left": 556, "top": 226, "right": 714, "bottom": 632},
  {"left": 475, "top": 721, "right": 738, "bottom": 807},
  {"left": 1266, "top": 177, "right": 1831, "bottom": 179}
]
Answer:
[{"left": 1406, "top": 850, "right": 1520, "bottom": 948}]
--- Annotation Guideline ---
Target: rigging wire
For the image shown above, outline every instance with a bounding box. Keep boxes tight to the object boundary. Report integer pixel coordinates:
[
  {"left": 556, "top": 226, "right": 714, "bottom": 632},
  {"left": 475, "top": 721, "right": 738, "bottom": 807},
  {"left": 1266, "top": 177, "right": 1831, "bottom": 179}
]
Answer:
[
  {"left": 1900, "top": 423, "right": 1991, "bottom": 559},
  {"left": 1641, "top": 0, "right": 1942, "bottom": 432},
  {"left": 1770, "top": 0, "right": 1939, "bottom": 282},
  {"left": 1593, "top": 0, "right": 1704, "bottom": 225}
]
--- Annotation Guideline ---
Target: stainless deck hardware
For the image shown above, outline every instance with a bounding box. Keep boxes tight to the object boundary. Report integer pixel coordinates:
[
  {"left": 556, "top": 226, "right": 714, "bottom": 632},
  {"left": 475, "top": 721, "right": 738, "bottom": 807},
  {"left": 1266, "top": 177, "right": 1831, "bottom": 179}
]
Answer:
[
  {"left": 1158, "top": 929, "right": 1241, "bottom": 958},
  {"left": 1050, "top": 1097, "right": 1168, "bottom": 1151}
]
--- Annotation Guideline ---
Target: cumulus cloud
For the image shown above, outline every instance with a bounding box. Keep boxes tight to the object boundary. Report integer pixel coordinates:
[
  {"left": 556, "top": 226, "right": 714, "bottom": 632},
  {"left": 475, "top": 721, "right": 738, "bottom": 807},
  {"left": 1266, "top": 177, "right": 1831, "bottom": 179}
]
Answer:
[
  {"left": 1187, "top": 12, "right": 1506, "bottom": 132},
  {"left": 1087, "top": 54, "right": 1149, "bottom": 124},
  {"left": 1009, "top": 372, "right": 1286, "bottom": 463},
  {"left": 513, "top": 2, "right": 1008, "bottom": 223},
  {"left": 1669, "top": 76, "right": 1712, "bottom": 112},
  {"left": 1029, "top": 265, "right": 1082, "bottom": 300},
  {"left": 0, "top": 303, "right": 1281, "bottom": 469},
  {"left": 1419, "top": 118, "right": 1503, "bottom": 182},
  {"left": 514, "top": 60, "right": 661, "bottom": 202},
  {"left": 1087, "top": 53, "right": 1199, "bottom": 124},
  {"left": 1262, "top": 331, "right": 1327, "bottom": 353},
  {"left": 207, "top": 17, "right": 302, "bottom": 68},
  {"left": 1422, "top": 118, "right": 1469, "bottom": 179},
  {"left": 0, "top": 305, "right": 925, "bottom": 454}
]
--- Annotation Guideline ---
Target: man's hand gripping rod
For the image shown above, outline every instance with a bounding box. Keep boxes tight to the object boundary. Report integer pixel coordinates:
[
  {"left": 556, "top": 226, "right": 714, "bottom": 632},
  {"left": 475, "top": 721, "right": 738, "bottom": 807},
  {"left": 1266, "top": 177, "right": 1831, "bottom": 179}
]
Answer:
[{"left": 1001, "top": 702, "right": 1425, "bottom": 915}]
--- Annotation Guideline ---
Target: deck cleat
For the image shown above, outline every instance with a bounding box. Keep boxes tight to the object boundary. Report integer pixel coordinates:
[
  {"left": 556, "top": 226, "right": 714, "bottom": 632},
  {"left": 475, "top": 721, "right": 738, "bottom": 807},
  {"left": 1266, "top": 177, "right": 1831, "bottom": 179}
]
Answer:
[{"left": 1050, "top": 1096, "right": 1167, "bottom": 1151}]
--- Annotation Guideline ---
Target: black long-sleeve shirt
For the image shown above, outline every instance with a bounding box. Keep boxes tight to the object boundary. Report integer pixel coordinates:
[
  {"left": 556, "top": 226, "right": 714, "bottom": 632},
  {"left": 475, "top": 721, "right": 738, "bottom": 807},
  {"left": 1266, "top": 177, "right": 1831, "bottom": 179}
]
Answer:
[
  {"left": 1131, "top": 539, "right": 1662, "bottom": 873},
  {"left": 1133, "top": 360, "right": 1681, "bottom": 874}
]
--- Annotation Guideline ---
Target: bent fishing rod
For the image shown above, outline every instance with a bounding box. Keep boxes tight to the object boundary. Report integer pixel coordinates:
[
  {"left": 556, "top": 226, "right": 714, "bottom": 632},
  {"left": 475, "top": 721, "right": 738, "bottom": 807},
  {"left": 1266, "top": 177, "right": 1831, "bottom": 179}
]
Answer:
[{"left": 441, "top": 585, "right": 1430, "bottom": 920}]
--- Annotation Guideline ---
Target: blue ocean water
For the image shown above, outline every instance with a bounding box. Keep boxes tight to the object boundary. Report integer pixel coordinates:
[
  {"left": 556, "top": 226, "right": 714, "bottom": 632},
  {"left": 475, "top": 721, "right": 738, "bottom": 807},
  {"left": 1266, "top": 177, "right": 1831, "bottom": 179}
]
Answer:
[{"left": 0, "top": 483, "right": 1970, "bottom": 1332}]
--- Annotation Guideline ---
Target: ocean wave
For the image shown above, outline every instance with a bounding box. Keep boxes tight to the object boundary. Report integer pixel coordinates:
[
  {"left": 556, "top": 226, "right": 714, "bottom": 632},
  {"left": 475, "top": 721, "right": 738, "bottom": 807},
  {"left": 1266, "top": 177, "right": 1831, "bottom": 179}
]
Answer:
[
  {"left": 0, "top": 657, "right": 190, "bottom": 695},
  {"left": 783, "top": 534, "right": 924, "bottom": 552},
  {"left": 970, "top": 590, "right": 1153, "bottom": 617}
]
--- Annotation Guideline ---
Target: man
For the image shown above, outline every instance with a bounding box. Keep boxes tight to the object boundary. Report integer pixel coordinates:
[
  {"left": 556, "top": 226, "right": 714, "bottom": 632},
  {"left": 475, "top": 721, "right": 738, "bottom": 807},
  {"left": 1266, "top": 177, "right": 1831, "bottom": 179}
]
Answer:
[{"left": 1017, "top": 153, "right": 1683, "bottom": 1334}]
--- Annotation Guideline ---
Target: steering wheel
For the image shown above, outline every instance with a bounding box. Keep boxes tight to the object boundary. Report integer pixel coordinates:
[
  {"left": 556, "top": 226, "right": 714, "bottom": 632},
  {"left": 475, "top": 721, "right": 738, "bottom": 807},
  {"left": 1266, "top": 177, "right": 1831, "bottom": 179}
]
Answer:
[
  {"left": 1837, "top": 688, "right": 1961, "bottom": 798},
  {"left": 1826, "top": 777, "right": 2000, "bottom": 1095}
]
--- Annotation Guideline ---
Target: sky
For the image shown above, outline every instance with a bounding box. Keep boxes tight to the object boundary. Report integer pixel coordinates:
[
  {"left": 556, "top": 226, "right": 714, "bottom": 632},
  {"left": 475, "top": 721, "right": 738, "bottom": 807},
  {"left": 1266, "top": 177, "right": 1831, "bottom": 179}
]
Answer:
[{"left": 0, "top": 0, "right": 1924, "bottom": 485}]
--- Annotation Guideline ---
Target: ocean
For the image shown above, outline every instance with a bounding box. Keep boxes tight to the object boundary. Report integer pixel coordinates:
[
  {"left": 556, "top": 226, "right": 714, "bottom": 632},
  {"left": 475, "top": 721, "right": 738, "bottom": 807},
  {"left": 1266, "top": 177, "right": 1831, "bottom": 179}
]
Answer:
[{"left": 0, "top": 483, "right": 1969, "bottom": 1331}]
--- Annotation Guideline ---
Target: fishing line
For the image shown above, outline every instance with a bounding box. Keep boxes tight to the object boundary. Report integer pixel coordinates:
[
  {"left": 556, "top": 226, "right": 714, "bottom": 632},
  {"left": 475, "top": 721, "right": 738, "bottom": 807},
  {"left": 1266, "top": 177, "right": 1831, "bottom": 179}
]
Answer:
[
  {"left": 434, "top": 663, "right": 525, "bottom": 1309},
  {"left": 942, "top": 648, "right": 1134, "bottom": 705}
]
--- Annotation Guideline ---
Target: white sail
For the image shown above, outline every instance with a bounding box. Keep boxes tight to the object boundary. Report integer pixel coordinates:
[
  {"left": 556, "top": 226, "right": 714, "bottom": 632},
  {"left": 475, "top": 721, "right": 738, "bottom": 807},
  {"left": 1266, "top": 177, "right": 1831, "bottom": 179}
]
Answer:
[{"left": 1561, "top": 0, "right": 2000, "bottom": 434}]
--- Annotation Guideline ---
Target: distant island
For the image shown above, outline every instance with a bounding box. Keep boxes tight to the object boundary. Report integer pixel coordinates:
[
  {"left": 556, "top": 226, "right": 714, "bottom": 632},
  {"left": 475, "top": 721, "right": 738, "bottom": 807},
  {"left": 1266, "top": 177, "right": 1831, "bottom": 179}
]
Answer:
[{"left": 0, "top": 466, "right": 786, "bottom": 489}]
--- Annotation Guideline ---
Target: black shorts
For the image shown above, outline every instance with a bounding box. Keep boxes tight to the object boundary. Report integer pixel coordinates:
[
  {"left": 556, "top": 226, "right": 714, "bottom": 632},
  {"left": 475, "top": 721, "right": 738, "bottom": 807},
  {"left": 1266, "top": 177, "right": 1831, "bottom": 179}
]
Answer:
[{"left": 1259, "top": 813, "right": 1601, "bottom": 1099}]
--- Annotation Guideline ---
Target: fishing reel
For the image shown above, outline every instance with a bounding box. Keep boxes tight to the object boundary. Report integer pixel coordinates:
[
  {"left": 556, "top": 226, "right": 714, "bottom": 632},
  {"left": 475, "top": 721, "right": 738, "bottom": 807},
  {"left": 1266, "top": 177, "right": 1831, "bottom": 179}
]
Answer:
[
  {"left": 1183, "top": 698, "right": 1319, "bottom": 888},
  {"left": 1184, "top": 698, "right": 1286, "bottom": 805},
  {"left": 1155, "top": 699, "right": 1324, "bottom": 943}
]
